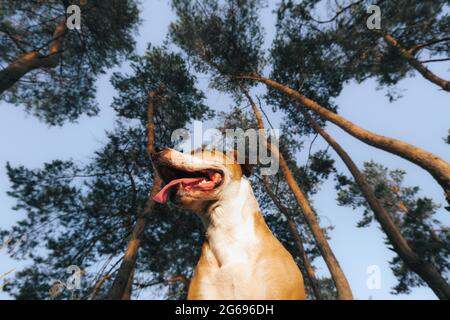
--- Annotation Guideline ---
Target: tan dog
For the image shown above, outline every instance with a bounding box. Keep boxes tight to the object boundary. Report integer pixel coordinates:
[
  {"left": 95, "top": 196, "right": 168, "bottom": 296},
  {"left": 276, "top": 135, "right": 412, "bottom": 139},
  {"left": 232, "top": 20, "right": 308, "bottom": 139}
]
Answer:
[{"left": 152, "top": 148, "right": 305, "bottom": 300}]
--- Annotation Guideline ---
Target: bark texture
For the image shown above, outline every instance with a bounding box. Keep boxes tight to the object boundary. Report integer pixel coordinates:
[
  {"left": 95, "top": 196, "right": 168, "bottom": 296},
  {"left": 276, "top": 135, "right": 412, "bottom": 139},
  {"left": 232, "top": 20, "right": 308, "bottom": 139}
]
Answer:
[
  {"left": 0, "top": 19, "right": 67, "bottom": 94},
  {"left": 383, "top": 33, "right": 450, "bottom": 92},
  {"left": 107, "top": 91, "right": 162, "bottom": 300}
]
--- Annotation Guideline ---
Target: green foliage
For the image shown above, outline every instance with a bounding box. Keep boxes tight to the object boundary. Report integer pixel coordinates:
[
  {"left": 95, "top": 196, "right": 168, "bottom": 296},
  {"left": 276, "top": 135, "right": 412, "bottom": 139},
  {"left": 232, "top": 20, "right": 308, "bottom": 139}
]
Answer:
[
  {"left": 170, "top": 0, "right": 266, "bottom": 94},
  {"left": 111, "top": 45, "right": 213, "bottom": 134},
  {"left": 2, "top": 0, "right": 447, "bottom": 300},
  {"left": 268, "top": 0, "right": 449, "bottom": 134},
  {"left": 273, "top": 0, "right": 449, "bottom": 93},
  {"left": 1, "top": 124, "right": 204, "bottom": 300},
  {"left": 316, "top": 277, "right": 338, "bottom": 300},
  {"left": 1, "top": 47, "right": 212, "bottom": 299},
  {"left": 269, "top": 4, "right": 342, "bottom": 133},
  {"left": 335, "top": 161, "right": 450, "bottom": 294},
  {"left": 0, "top": 0, "right": 140, "bottom": 125}
]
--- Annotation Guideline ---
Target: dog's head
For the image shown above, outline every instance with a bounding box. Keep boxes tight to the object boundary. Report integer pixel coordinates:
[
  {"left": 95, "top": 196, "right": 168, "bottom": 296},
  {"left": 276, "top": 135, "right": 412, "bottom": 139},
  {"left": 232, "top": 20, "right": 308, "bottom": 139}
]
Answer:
[{"left": 152, "top": 148, "right": 252, "bottom": 212}]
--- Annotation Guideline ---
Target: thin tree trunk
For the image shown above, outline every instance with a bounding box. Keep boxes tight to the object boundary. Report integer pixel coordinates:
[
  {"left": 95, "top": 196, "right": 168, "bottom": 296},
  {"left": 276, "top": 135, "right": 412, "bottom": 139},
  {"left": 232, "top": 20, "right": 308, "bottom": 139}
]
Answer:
[
  {"left": 303, "top": 110, "right": 450, "bottom": 300},
  {"left": 0, "top": 269, "right": 15, "bottom": 281},
  {"left": 0, "top": 19, "right": 66, "bottom": 94},
  {"left": 244, "top": 92, "right": 353, "bottom": 300},
  {"left": 261, "top": 175, "right": 323, "bottom": 300},
  {"left": 107, "top": 91, "right": 162, "bottom": 300},
  {"left": 243, "top": 74, "right": 450, "bottom": 208},
  {"left": 89, "top": 273, "right": 112, "bottom": 300},
  {"left": 121, "top": 267, "right": 135, "bottom": 300},
  {"left": 382, "top": 33, "right": 450, "bottom": 92}
]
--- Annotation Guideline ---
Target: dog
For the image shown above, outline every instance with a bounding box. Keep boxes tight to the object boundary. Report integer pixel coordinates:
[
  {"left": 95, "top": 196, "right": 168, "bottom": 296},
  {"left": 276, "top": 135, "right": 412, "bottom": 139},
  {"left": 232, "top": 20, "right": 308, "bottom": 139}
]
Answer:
[{"left": 152, "top": 148, "right": 305, "bottom": 300}]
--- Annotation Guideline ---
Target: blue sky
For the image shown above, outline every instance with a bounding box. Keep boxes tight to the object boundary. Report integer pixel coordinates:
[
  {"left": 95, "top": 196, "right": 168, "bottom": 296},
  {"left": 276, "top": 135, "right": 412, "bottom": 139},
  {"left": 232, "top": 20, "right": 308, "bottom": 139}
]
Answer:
[{"left": 0, "top": 0, "right": 449, "bottom": 299}]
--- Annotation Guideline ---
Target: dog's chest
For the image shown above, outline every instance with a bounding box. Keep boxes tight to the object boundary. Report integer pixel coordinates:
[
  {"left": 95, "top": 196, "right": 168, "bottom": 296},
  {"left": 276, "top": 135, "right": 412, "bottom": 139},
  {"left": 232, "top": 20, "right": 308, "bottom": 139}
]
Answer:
[
  {"left": 191, "top": 251, "right": 268, "bottom": 300},
  {"left": 204, "top": 265, "right": 257, "bottom": 299},
  {"left": 188, "top": 180, "right": 273, "bottom": 299},
  {"left": 189, "top": 229, "right": 270, "bottom": 299}
]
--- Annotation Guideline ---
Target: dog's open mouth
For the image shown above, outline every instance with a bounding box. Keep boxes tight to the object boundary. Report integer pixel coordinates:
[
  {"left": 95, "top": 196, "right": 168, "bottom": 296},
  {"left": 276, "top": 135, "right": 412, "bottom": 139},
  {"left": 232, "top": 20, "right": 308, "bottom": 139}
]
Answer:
[{"left": 153, "top": 165, "right": 223, "bottom": 204}]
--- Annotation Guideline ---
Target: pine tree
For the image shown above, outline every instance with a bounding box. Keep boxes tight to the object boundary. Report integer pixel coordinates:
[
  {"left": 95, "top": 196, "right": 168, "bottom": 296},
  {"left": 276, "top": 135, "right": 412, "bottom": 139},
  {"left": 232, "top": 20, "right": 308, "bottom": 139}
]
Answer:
[{"left": 0, "top": 0, "right": 140, "bottom": 125}]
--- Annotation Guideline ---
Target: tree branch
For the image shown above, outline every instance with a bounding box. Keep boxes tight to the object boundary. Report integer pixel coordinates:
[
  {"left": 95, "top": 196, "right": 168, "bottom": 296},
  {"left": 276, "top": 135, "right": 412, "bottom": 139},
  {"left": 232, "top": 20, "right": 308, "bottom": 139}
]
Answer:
[
  {"left": 382, "top": 33, "right": 450, "bottom": 92},
  {"left": 0, "top": 18, "right": 67, "bottom": 94},
  {"left": 420, "top": 58, "right": 450, "bottom": 64},
  {"left": 309, "top": 0, "right": 364, "bottom": 24},
  {"left": 408, "top": 36, "right": 450, "bottom": 55}
]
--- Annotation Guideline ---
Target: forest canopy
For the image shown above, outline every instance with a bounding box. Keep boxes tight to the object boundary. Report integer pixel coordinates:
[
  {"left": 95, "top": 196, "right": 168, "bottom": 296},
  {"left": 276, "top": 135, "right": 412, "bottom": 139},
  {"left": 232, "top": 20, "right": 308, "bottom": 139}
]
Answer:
[{"left": 0, "top": 0, "right": 449, "bottom": 300}]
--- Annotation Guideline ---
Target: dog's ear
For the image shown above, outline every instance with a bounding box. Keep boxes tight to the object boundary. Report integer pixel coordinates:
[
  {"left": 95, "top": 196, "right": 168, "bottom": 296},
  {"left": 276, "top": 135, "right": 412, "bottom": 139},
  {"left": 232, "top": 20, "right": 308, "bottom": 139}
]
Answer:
[{"left": 228, "top": 149, "right": 254, "bottom": 177}]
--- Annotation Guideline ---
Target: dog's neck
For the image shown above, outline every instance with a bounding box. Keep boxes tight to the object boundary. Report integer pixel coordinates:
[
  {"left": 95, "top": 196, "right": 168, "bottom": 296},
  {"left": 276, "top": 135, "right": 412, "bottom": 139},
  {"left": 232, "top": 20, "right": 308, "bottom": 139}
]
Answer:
[{"left": 198, "top": 178, "right": 263, "bottom": 267}]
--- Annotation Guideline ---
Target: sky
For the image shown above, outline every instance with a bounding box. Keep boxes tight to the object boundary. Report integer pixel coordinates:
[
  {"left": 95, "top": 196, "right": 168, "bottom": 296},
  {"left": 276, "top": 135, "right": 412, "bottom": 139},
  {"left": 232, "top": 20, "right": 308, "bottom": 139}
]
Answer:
[{"left": 0, "top": 0, "right": 449, "bottom": 300}]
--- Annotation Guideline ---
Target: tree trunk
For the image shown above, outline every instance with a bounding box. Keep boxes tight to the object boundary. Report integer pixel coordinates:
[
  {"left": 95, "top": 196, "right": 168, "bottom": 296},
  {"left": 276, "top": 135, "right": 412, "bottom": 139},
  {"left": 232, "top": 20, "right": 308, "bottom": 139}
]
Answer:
[
  {"left": 262, "top": 175, "right": 324, "bottom": 300},
  {"left": 121, "top": 266, "right": 135, "bottom": 300},
  {"left": 245, "top": 74, "right": 450, "bottom": 208},
  {"left": 0, "top": 52, "right": 40, "bottom": 94},
  {"left": 0, "top": 19, "right": 66, "bottom": 94},
  {"left": 382, "top": 33, "right": 450, "bottom": 92},
  {"left": 303, "top": 110, "right": 450, "bottom": 300},
  {"left": 244, "top": 92, "right": 353, "bottom": 300},
  {"left": 89, "top": 274, "right": 112, "bottom": 300},
  {"left": 107, "top": 91, "right": 161, "bottom": 300}
]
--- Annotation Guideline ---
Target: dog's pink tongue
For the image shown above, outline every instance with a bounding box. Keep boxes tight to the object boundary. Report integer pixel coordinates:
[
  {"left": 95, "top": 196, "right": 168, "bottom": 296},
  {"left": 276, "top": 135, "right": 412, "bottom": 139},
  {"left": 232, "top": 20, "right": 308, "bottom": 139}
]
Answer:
[{"left": 153, "top": 177, "right": 205, "bottom": 204}]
